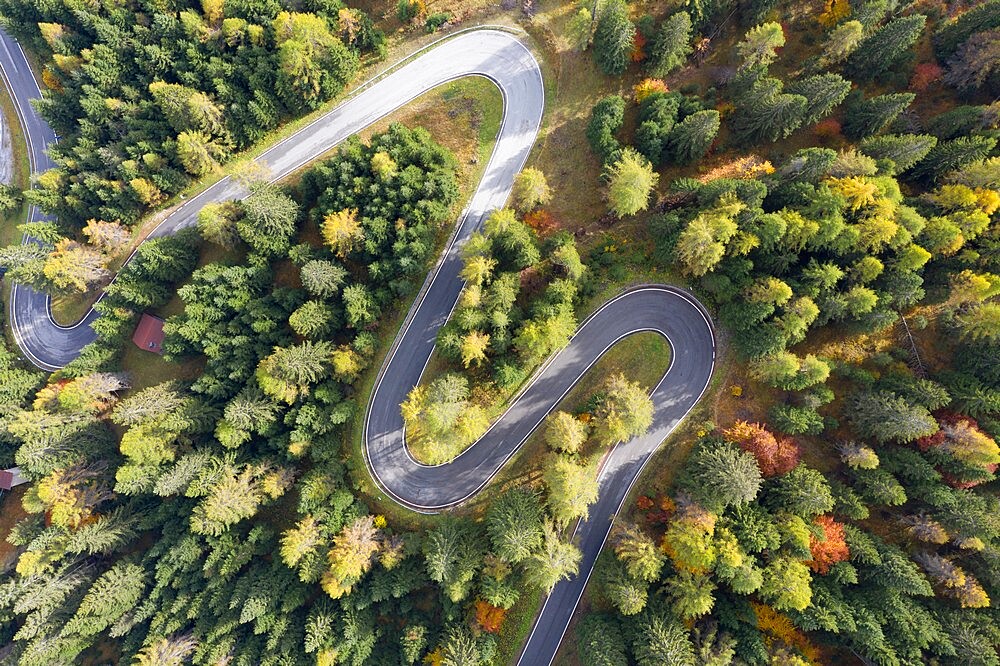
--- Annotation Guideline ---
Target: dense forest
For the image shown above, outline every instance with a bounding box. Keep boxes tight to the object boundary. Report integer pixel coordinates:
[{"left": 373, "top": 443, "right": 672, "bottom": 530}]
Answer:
[
  {"left": 0, "top": 0, "right": 381, "bottom": 301},
  {"left": 570, "top": 0, "right": 1000, "bottom": 664},
  {"left": 0, "top": 0, "right": 997, "bottom": 664}
]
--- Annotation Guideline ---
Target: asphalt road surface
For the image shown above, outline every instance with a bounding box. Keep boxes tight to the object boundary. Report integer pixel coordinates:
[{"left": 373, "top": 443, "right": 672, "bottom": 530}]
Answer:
[{"left": 0, "top": 28, "right": 716, "bottom": 665}]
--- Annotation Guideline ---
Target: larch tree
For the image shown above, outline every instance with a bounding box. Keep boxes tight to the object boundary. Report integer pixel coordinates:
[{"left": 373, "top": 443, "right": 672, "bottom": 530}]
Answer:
[
  {"left": 735, "top": 22, "right": 785, "bottom": 70},
  {"left": 544, "top": 410, "right": 588, "bottom": 454},
  {"left": 149, "top": 81, "right": 224, "bottom": 134},
  {"left": 196, "top": 201, "right": 241, "bottom": 248},
  {"left": 460, "top": 255, "right": 496, "bottom": 285},
  {"left": 460, "top": 330, "right": 491, "bottom": 368},
  {"left": 593, "top": 373, "right": 654, "bottom": 447},
  {"left": 955, "top": 302, "right": 1000, "bottom": 341},
  {"left": 280, "top": 515, "right": 324, "bottom": 570},
  {"left": 322, "top": 515, "right": 381, "bottom": 598},
  {"left": 674, "top": 193, "right": 742, "bottom": 277},
  {"left": 331, "top": 345, "right": 364, "bottom": 381},
  {"left": 567, "top": 6, "right": 594, "bottom": 51},
  {"left": 42, "top": 240, "right": 109, "bottom": 293},
  {"left": 606, "top": 148, "right": 659, "bottom": 217},
  {"left": 133, "top": 635, "right": 197, "bottom": 666},
  {"left": 272, "top": 11, "right": 358, "bottom": 109},
  {"left": 321, "top": 208, "right": 363, "bottom": 257},
  {"left": 837, "top": 441, "right": 879, "bottom": 469},
  {"left": 512, "top": 167, "right": 552, "bottom": 213},
  {"left": 543, "top": 453, "right": 600, "bottom": 524},
  {"left": 514, "top": 304, "right": 577, "bottom": 363},
  {"left": 176, "top": 130, "right": 225, "bottom": 176},
  {"left": 82, "top": 219, "right": 130, "bottom": 256},
  {"left": 759, "top": 557, "right": 812, "bottom": 611},
  {"left": 817, "top": 19, "right": 863, "bottom": 68},
  {"left": 611, "top": 522, "right": 664, "bottom": 582},
  {"left": 524, "top": 521, "right": 582, "bottom": 592}
]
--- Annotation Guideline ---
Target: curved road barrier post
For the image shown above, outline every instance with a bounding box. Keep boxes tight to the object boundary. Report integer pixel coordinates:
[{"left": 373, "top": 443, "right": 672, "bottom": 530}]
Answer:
[{"left": 0, "top": 28, "right": 716, "bottom": 666}]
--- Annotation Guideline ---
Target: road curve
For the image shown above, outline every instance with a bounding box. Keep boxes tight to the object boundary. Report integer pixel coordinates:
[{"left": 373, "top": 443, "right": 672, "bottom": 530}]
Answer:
[
  {"left": 0, "top": 28, "right": 716, "bottom": 665},
  {"left": 0, "top": 27, "right": 544, "bottom": 370}
]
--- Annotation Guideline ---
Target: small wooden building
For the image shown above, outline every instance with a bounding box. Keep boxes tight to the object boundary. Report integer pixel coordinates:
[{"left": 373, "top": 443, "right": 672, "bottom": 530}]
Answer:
[
  {"left": 0, "top": 467, "right": 27, "bottom": 490},
  {"left": 132, "top": 313, "right": 166, "bottom": 354}
]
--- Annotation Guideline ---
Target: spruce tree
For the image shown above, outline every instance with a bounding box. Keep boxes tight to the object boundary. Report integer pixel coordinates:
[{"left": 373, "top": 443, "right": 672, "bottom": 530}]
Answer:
[
  {"left": 577, "top": 614, "right": 629, "bottom": 666},
  {"left": 786, "top": 73, "right": 852, "bottom": 126},
  {"left": 587, "top": 95, "right": 626, "bottom": 165},
  {"left": 647, "top": 11, "right": 693, "bottom": 77},
  {"left": 859, "top": 134, "right": 938, "bottom": 174},
  {"left": 632, "top": 607, "right": 697, "bottom": 666},
  {"left": 485, "top": 488, "right": 544, "bottom": 564},
  {"left": 593, "top": 0, "right": 636, "bottom": 75},
  {"left": 666, "top": 109, "right": 720, "bottom": 164},
  {"left": 730, "top": 79, "right": 808, "bottom": 145},
  {"left": 913, "top": 136, "right": 998, "bottom": 182},
  {"left": 846, "top": 14, "right": 926, "bottom": 80},
  {"left": 238, "top": 183, "right": 299, "bottom": 256},
  {"left": 634, "top": 92, "right": 680, "bottom": 165},
  {"left": 300, "top": 259, "right": 347, "bottom": 297},
  {"left": 739, "top": 0, "right": 778, "bottom": 27},
  {"left": 843, "top": 93, "right": 915, "bottom": 140},
  {"left": 928, "top": 105, "right": 991, "bottom": 140}
]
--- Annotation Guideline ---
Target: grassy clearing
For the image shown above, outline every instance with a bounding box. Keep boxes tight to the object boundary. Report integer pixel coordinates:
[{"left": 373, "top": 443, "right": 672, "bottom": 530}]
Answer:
[
  {"left": 120, "top": 345, "right": 202, "bottom": 393},
  {"left": 49, "top": 292, "right": 97, "bottom": 326}
]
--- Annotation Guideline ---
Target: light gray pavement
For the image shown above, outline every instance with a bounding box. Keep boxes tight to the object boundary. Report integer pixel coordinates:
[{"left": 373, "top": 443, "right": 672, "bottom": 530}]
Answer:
[{"left": 0, "top": 28, "right": 717, "bottom": 665}]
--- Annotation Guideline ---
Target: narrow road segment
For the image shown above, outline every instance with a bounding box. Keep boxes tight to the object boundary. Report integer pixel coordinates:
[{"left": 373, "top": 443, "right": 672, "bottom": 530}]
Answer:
[{"left": 0, "top": 28, "right": 716, "bottom": 665}]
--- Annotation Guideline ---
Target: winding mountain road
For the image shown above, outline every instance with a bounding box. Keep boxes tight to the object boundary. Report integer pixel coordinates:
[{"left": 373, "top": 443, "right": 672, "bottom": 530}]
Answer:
[{"left": 0, "top": 28, "right": 715, "bottom": 665}]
